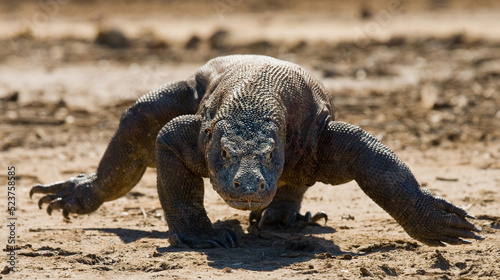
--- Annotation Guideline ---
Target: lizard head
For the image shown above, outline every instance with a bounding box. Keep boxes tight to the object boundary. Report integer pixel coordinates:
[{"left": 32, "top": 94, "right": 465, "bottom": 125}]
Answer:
[{"left": 206, "top": 119, "right": 284, "bottom": 211}]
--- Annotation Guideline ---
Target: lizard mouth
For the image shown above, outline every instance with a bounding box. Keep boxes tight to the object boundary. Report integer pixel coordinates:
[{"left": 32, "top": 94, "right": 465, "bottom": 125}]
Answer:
[{"left": 224, "top": 199, "right": 271, "bottom": 211}]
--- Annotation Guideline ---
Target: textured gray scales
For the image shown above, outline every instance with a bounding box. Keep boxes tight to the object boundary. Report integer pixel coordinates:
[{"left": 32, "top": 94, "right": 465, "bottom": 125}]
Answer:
[{"left": 31, "top": 55, "right": 482, "bottom": 248}]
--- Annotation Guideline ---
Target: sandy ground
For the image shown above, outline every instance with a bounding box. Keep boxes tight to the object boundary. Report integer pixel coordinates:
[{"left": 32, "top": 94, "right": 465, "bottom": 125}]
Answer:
[{"left": 1, "top": 1, "right": 499, "bottom": 279}]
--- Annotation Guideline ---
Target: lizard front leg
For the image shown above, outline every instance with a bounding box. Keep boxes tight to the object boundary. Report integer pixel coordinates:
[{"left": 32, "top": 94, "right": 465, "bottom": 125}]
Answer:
[
  {"left": 30, "top": 81, "right": 201, "bottom": 219},
  {"left": 156, "top": 115, "right": 237, "bottom": 248},
  {"left": 315, "top": 121, "right": 482, "bottom": 246},
  {"left": 249, "top": 184, "right": 327, "bottom": 229}
]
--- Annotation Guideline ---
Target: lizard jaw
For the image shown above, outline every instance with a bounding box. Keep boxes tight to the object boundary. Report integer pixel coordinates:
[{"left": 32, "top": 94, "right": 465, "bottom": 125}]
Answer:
[{"left": 224, "top": 199, "right": 271, "bottom": 211}]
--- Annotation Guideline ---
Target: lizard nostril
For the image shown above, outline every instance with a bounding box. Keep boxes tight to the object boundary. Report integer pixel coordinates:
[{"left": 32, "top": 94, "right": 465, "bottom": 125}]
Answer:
[
  {"left": 233, "top": 181, "right": 240, "bottom": 189},
  {"left": 258, "top": 181, "right": 265, "bottom": 190}
]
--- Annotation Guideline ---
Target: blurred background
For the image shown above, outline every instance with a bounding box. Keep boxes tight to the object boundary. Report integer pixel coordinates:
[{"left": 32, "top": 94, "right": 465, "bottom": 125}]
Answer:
[{"left": 1, "top": 0, "right": 499, "bottom": 155}]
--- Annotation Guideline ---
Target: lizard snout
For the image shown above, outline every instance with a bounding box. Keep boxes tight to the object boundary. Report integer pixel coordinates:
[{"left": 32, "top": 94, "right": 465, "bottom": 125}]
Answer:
[
  {"left": 232, "top": 165, "right": 268, "bottom": 193},
  {"left": 220, "top": 163, "right": 276, "bottom": 211}
]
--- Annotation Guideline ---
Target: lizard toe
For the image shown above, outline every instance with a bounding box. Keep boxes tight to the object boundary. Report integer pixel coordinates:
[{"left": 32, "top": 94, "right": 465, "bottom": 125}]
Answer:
[
  {"left": 251, "top": 207, "right": 329, "bottom": 229},
  {"left": 31, "top": 182, "right": 72, "bottom": 199},
  {"left": 31, "top": 174, "right": 103, "bottom": 219},
  {"left": 285, "top": 211, "right": 328, "bottom": 228},
  {"left": 224, "top": 229, "right": 238, "bottom": 248},
  {"left": 419, "top": 238, "right": 447, "bottom": 247},
  {"left": 438, "top": 236, "right": 473, "bottom": 245},
  {"left": 38, "top": 195, "right": 59, "bottom": 209},
  {"left": 46, "top": 197, "right": 64, "bottom": 215},
  {"left": 249, "top": 209, "right": 263, "bottom": 225},
  {"left": 441, "top": 227, "right": 484, "bottom": 241},
  {"left": 258, "top": 209, "right": 280, "bottom": 229},
  {"left": 401, "top": 192, "right": 484, "bottom": 246},
  {"left": 311, "top": 211, "right": 328, "bottom": 225}
]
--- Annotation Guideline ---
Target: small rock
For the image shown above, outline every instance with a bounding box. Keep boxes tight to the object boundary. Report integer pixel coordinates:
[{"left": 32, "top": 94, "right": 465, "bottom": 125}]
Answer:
[
  {"left": 247, "top": 40, "right": 273, "bottom": 51},
  {"left": 455, "top": 262, "right": 467, "bottom": 270},
  {"left": 420, "top": 83, "right": 440, "bottom": 110},
  {"left": 208, "top": 29, "right": 229, "bottom": 50},
  {"left": 95, "top": 28, "right": 130, "bottom": 49},
  {"left": 222, "top": 267, "right": 232, "bottom": 273},
  {"left": 416, "top": 269, "right": 426, "bottom": 275},
  {"left": 340, "top": 254, "right": 352, "bottom": 260},
  {"left": 1, "top": 266, "right": 10, "bottom": 274},
  {"left": 0, "top": 91, "right": 18, "bottom": 102},
  {"left": 360, "top": 6, "right": 373, "bottom": 20},
  {"left": 380, "top": 264, "right": 398, "bottom": 276},
  {"left": 146, "top": 39, "right": 168, "bottom": 49},
  {"left": 431, "top": 249, "right": 451, "bottom": 271},
  {"left": 185, "top": 35, "right": 202, "bottom": 50},
  {"left": 386, "top": 36, "right": 406, "bottom": 47},
  {"left": 341, "top": 214, "right": 355, "bottom": 220},
  {"left": 288, "top": 40, "right": 307, "bottom": 53},
  {"left": 360, "top": 267, "right": 372, "bottom": 276}
]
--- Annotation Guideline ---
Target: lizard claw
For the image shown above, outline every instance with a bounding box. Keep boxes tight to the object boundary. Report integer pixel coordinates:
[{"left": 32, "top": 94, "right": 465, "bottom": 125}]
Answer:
[
  {"left": 168, "top": 228, "right": 238, "bottom": 249},
  {"left": 30, "top": 173, "right": 103, "bottom": 219},
  {"left": 250, "top": 208, "right": 328, "bottom": 229},
  {"left": 249, "top": 209, "right": 263, "bottom": 225},
  {"left": 285, "top": 212, "right": 298, "bottom": 228},
  {"left": 285, "top": 211, "right": 328, "bottom": 228},
  {"left": 224, "top": 229, "right": 238, "bottom": 248},
  {"left": 312, "top": 211, "right": 328, "bottom": 225},
  {"left": 401, "top": 191, "right": 484, "bottom": 246},
  {"left": 258, "top": 210, "right": 273, "bottom": 229}
]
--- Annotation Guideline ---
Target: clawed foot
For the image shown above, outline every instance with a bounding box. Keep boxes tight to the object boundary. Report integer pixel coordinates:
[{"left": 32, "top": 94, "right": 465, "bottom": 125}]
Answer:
[
  {"left": 249, "top": 208, "right": 328, "bottom": 229},
  {"left": 169, "top": 228, "right": 238, "bottom": 249},
  {"left": 30, "top": 174, "right": 104, "bottom": 220},
  {"left": 402, "top": 191, "right": 483, "bottom": 246}
]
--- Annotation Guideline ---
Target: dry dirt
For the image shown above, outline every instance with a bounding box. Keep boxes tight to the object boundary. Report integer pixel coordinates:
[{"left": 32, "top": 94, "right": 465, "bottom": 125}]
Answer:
[{"left": 1, "top": 1, "right": 499, "bottom": 279}]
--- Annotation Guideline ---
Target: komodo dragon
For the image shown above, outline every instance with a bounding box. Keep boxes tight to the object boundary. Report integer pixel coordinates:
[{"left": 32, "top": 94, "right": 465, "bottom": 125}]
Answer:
[{"left": 30, "top": 54, "right": 482, "bottom": 248}]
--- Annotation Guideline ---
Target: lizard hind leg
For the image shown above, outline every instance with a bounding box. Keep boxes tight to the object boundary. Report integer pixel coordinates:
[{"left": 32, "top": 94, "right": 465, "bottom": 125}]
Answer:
[{"left": 249, "top": 184, "right": 328, "bottom": 229}]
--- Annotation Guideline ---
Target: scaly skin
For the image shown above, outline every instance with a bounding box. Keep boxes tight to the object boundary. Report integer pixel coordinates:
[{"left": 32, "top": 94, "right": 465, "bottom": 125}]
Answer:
[{"left": 31, "top": 55, "right": 482, "bottom": 248}]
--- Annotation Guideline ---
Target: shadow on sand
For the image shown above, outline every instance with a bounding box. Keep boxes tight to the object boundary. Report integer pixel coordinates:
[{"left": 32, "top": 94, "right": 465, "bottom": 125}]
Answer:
[{"left": 85, "top": 219, "right": 361, "bottom": 272}]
